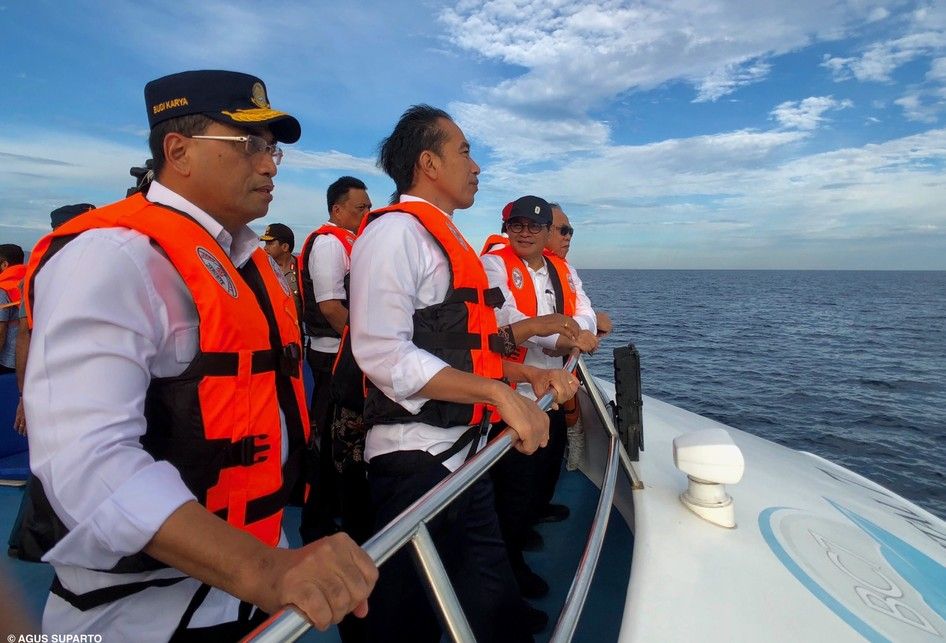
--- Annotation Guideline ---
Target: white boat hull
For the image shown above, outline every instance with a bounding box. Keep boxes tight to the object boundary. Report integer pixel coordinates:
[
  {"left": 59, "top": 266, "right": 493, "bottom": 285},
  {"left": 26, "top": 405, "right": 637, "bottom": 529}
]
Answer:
[{"left": 579, "top": 381, "right": 946, "bottom": 642}]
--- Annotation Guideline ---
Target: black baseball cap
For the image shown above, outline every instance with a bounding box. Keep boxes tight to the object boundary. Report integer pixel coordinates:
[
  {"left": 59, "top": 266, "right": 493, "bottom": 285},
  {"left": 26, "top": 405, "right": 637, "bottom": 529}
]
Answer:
[
  {"left": 145, "top": 70, "right": 301, "bottom": 144},
  {"left": 50, "top": 203, "right": 94, "bottom": 229},
  {"left": 503, "top": 195, "right": 552, "bottom": 226},
  {"left": 259, "top": 223, "right": 294, "bottom": 245}
]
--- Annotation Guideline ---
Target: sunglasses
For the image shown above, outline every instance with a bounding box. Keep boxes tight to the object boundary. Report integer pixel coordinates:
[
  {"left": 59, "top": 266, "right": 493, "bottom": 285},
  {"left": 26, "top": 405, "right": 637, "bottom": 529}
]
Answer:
[{"left": 555, "top": 225, "right": 574, "bottom": 236}]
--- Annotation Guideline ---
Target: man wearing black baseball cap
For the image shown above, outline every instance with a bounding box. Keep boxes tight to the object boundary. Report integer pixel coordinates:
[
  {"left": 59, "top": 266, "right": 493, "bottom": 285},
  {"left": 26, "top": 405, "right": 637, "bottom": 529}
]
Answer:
[
  {"left": 481, "top": 195, "right": 599, "bottom": 602},
  {"left": 22, "top": 70, "right": 375, "bottom": 638}
]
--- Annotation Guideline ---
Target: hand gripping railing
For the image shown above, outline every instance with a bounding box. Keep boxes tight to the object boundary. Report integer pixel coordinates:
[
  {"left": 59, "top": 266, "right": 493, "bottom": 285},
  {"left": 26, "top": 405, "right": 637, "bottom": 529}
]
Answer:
[{"left": 246, "top": 351, "right": 640, "bottom": 642}]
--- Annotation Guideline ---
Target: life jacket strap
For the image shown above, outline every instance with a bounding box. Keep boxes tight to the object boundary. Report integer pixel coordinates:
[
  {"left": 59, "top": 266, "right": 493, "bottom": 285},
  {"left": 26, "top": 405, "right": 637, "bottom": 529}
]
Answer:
[
  {"left": 50, "top": 574, "right": 188, "bottom": 612},
  {"left": 197, "top": 343, "right": 302, "bottom": 378}
]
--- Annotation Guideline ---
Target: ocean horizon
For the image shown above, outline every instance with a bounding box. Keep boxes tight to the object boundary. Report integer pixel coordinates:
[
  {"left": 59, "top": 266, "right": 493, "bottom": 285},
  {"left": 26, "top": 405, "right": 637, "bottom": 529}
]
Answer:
[{"left": 580, "top": 268, "right": 946, "bottom": 520}]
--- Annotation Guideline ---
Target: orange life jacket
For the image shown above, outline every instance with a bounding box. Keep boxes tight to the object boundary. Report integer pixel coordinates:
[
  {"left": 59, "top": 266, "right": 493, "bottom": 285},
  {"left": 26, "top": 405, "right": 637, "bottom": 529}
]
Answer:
[
  {"left": 0, "top": 263, "right": 26, "bottom": 305},
  {"left": 24, "top": 194, "right": 309, "bottom": 567},
  {"left": 485, "top": 245, "right": 577, "bottom": 363},
  {"left": 479, "top": 233, "right": 509, "bottom": 256},
  {"left": 298, "top": 224, "right": 357, "bottom": 338},
  {"left": 359, "top": 201, "right": 506, "bottom": 428}
]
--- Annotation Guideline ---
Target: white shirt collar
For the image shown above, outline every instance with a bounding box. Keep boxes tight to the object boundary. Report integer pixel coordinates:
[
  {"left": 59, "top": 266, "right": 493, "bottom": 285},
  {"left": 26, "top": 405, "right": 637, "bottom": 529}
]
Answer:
[
  {"left": 145, "top": 180, "right": 259, "bottom": 268},
  {"left": 400, "top": 194, "right": 450, "bottom": 217}
]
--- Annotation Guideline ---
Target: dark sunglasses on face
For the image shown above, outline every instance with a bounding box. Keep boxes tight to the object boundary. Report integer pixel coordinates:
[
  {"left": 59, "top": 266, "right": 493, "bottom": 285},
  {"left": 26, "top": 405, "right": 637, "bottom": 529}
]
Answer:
[{"left": 555, "top": 225, "right": 574, "bottom": 236}]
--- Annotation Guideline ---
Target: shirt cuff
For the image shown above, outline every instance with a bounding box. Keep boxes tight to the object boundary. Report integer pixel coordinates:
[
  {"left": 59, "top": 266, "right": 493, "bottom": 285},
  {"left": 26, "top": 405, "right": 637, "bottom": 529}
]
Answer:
[
  {"left": 389, "top": 352, "right": 449, "bottom": 414},
  {"left": 43, "top": 461, "right": 197, "bottom": 569}
]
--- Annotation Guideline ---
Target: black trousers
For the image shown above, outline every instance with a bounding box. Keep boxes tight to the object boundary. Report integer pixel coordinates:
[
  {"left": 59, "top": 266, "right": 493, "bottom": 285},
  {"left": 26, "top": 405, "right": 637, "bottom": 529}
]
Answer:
[
  {"left": 367, "top": 451, "right": 532, "bottom": 643},
  {"left": 488, "top": 422, "right": 542, "bottom": 566},
  {"left": 536, "top": 407, "right": 568, "bottom": 511},
  {"left": 489, "top": 408, "right": 566, "bottom": 571},
  {"left": 300, "top": 347, "right": 340, "bottom": 543}
]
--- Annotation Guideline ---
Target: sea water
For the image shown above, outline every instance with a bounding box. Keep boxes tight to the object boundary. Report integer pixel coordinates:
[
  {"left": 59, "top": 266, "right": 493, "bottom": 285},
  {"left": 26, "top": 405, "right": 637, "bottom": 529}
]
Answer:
[{"left": 582, "top": 269, "right": 946, "bottom": 520}]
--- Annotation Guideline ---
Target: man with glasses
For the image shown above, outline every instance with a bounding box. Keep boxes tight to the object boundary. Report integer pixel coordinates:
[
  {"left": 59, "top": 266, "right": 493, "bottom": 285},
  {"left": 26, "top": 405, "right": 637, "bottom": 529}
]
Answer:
[
  {"left": 546, "top": 203, "right": 612, "bottom": 337},
  {"left": 545, "top": 203, "right": 574, "bottom": 260},
  {"left": 21, "top": 70, "right": 376, "bottom": 638},
  {"left": 481, "top": 196, "right": 598, "bottom": 602}
]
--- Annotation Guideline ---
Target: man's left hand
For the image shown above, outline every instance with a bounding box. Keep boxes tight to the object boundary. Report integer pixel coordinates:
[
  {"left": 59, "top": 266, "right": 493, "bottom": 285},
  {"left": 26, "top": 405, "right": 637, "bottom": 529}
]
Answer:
[{"left": 527, "top": 366, "right": 579, "bottom": 406}]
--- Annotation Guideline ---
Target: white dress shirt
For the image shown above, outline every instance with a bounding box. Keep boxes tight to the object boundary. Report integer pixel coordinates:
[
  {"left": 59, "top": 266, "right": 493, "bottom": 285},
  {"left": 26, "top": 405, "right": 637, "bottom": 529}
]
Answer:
[
  {"left": 481, "top": 253, "right": 596, "bottom": 399},
  {"left": 24, "top": 181, "right": 285, "bottom": 639},
  {"left": 349, "top": 195, "right": 475, "bottom": 472},
  {"left": 306, "top": 222, "right": 349, "bottom": 354}
]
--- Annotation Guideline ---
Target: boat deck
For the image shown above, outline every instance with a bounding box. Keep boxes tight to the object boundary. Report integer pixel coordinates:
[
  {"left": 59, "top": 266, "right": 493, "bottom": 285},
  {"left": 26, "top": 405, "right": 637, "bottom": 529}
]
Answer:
[{"left": 2, "top": 463, "right": 633, "bottom": 640}]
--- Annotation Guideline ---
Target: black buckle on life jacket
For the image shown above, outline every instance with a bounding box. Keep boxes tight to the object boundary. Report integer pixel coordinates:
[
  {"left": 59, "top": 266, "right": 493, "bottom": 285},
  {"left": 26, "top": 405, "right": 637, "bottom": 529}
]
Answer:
[
  {"left": 229, "top": 434, "right": 270, "bottom": 466},
  {"left": 483, "top": 286, "right": 505, "bottom": 308},
  {"left": 278, "top": 342, "right": 302, "bottom": 377},
  {"left": 487, "top": 333, "right": 506, "bottom": 355}
]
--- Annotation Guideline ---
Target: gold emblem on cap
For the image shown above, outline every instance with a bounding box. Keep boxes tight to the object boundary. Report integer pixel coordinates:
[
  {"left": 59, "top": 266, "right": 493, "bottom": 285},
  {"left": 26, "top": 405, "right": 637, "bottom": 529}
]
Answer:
[{"left": 251, "top": 82, "right": 270, "bottom": 109}]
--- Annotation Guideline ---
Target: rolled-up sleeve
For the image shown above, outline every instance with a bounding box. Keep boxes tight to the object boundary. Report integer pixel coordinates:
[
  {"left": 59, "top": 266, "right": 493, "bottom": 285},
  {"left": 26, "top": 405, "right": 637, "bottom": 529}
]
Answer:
[
  {"left": 25, "top": 231, "right": 196, "bottom": 569},
  {"left": 349, "top": 214, "right": 449, "bottom": 414}
]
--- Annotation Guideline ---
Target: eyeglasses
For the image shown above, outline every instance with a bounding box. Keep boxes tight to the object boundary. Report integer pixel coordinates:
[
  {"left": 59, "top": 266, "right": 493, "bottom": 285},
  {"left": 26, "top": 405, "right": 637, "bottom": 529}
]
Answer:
[
  {"left": 555, "top": 225, "right": 574, "bottom": 236},
  {"left": 506, "top": 220, "right": 549, "bottom": 234},
  {"left": 190, "top": 134, "right": 283, "bottom": 165}
]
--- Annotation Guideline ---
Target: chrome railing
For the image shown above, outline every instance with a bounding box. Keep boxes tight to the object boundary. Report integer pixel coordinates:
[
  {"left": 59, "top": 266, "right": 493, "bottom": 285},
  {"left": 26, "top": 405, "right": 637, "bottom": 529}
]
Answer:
[{"left": 246, "top": 352, "right": 640, "bottom": 642}]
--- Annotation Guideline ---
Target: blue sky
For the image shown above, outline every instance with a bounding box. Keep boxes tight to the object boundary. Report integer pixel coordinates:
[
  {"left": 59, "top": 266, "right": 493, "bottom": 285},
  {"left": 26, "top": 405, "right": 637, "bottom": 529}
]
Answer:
[{"left": 2, "top": 0, "right": 945, "bottom": 269}]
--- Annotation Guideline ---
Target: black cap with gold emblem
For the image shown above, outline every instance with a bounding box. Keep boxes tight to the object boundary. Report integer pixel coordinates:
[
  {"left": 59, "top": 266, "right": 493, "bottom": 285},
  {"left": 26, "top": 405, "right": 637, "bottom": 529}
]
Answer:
[{"left": 144, "top": 70, "right": 301, "bottom": 143}]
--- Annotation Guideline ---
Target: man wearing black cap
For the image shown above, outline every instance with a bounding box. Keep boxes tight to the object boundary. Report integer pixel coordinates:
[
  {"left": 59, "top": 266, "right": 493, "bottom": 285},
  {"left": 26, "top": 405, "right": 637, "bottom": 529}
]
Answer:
[
  {"left": 260, "top": 222, "right": 302, "bottom": 319},
  {"left": 481, "top": 195, "right": 598, "bottom": 599},
  {"left": 22, "top": 70, "right": 375, "bottom": 638}
]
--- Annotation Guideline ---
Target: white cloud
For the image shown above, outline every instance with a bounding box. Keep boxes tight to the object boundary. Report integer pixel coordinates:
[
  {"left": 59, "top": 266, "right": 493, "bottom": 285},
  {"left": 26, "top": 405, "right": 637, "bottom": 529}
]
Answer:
[
  {"left": 463, "top": 125, "right": 946, "bottom": 267},
  {"left": 450, "top": 103, "right": 610, "bottom": 162},
  {"left": 771, "top": 96, "right": 853, "bottom": 130},
  {"left": 868, "top": 6, "right": 890, "bottom": 23},
  {"left": 926, "top": 56, "right": 946, "bottom": 82},
  {"left": 441, "top": 0, "right": 902, "bottom": 111},
  {"left": 695, "top": 60, "right": 772, "bottom": 103},
  {"left": 437, "top": 0, "right": 909, "bottom": 174},
  {"left": 0, "top": 132, "right": 145, "bottom": 228},
  {"left": 822, "top": 5, "right": 946, "bottom": 83},
  {"left": 894, "top": 91, "right": 944, "bottom": 122},
  {"left": 823, "top": 32, "right": 946, "bottom": 82},
  {"left": 285, "top": 150, "right": 382, "bottom": 175}
]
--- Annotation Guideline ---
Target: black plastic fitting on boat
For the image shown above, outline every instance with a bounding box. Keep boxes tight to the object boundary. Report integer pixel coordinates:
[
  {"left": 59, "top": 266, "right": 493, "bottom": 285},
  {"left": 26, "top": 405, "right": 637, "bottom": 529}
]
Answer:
[{"left": 613, "top": 343, "right": 643, "bottom": 460}]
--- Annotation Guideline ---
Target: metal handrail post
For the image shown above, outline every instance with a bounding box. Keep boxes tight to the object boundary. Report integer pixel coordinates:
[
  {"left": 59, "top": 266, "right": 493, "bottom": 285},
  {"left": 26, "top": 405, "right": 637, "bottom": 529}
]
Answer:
[{"left": 411, "top": 523, "right": 476, "bottom": 642}]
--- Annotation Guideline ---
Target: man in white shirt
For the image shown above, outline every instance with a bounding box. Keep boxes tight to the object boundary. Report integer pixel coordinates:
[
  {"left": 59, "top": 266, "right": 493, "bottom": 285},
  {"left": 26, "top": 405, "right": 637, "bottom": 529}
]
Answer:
[
  {"left": 481, "top": 195, "right": 598, "bottom": 598},
  {"left": 546, "top": 203, "right": 612, "bottom": 337},
  {"left": 298, "top": 176, "right": 372, "bottom": 546},
  {"left": 22, "top": 70, "right": 376, "bottom": 640},
  {"left": 350, "top": 105, "right": 577, "bottom": 641}
]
